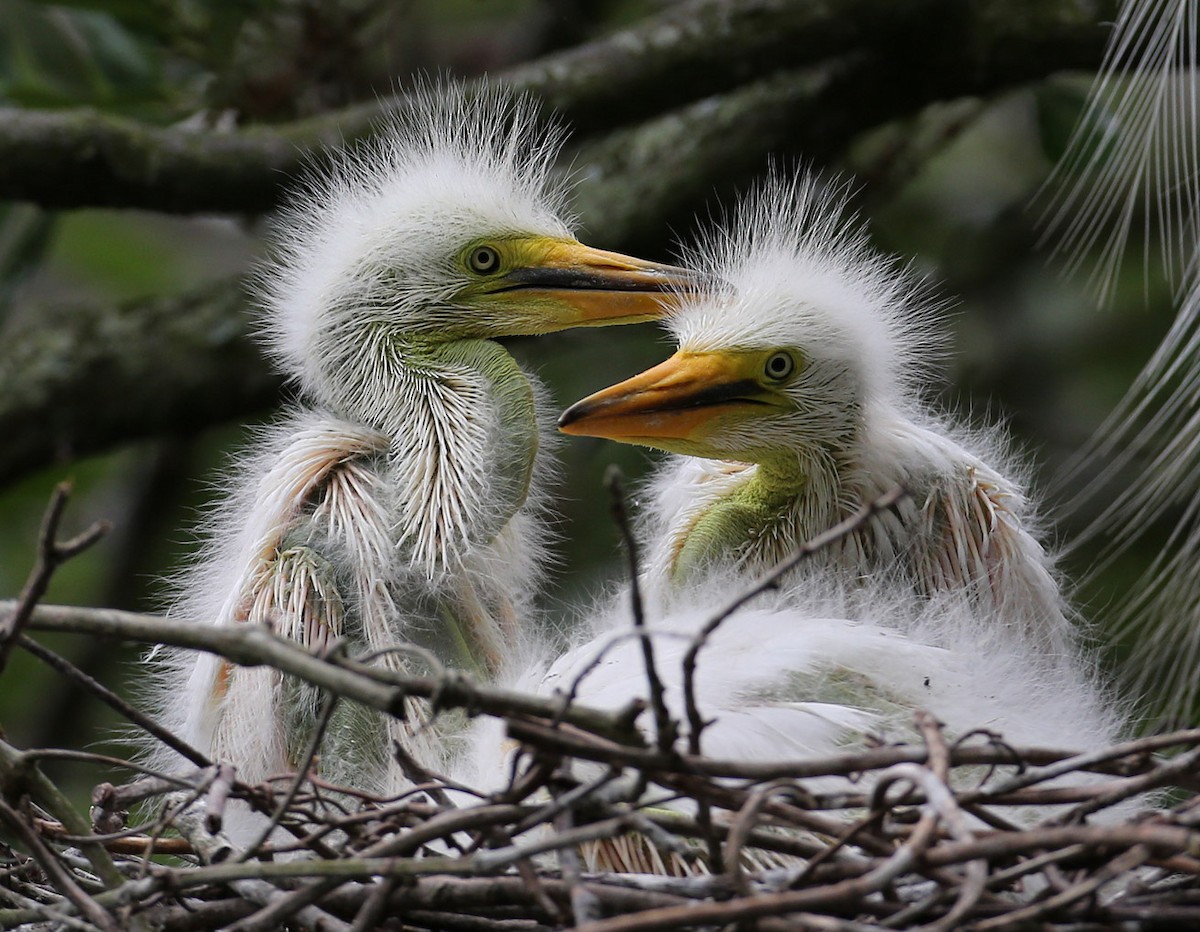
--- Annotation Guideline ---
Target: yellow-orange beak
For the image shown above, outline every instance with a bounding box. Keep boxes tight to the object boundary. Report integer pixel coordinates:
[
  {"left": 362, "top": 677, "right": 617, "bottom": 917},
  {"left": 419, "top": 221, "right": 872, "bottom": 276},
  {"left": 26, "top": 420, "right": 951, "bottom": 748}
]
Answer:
[
  {"left": 559, "top": 351, "right": 766, "bottom": 444},
  {"left": 485, "top": 240, "right": 706, "bottom": 330}
]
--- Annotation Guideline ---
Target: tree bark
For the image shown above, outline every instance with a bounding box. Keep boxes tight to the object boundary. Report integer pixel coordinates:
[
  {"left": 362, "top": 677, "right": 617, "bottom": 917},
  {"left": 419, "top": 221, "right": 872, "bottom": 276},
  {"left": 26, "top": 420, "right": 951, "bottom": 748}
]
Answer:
[{"left": 0, "top": 0, "right": 1114, "bottom": 214}]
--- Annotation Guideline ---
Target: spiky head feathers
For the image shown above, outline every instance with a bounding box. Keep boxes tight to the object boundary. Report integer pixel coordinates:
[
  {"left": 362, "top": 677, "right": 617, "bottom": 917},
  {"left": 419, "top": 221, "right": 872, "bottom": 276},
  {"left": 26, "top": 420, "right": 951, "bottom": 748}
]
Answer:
[
  {"left": 671, "top": 172, "right": 941, "bottom": 420},
  {"left": 559, "top": 171, "right": 946, "bottom": 463},
  {"left": 258, "top": 82, "right": 573, "bottom": 392}
]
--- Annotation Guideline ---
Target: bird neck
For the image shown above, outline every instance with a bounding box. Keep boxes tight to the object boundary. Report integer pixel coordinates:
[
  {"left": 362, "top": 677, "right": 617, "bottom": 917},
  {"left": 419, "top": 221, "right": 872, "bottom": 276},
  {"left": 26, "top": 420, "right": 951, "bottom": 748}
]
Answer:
[
  {"left": 316, "top": 324, "right": 539, "bottom": 560},
  {"left": 668, "top": 446, "right": 847, "bottom": 584},
  {"left": 754, "top": 449, "right": 830, "bottom": 493}
]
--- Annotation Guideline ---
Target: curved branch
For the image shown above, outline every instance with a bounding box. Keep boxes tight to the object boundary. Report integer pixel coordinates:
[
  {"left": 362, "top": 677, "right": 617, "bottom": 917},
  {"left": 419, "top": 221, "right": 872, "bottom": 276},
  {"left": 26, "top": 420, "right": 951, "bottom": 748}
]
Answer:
[
  {"left": 0, "top": 0, "right": 1115, "bottom": 214},
  {"left": 0, "top": 68, "right": 846, "bottom": 487},
  {"left": 0, "top": 1, "right": 1119, "bottom": 485}
]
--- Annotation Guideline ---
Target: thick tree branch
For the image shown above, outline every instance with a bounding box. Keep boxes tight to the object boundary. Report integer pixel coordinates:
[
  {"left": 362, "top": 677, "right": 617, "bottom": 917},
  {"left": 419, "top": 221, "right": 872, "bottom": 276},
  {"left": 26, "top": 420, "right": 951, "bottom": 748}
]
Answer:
[
  {"left": 0, "top": 280, "right": 280, "bottom": 484},
  {"left": 0, "top": 0, "right": 1114, "bottom": 214}
]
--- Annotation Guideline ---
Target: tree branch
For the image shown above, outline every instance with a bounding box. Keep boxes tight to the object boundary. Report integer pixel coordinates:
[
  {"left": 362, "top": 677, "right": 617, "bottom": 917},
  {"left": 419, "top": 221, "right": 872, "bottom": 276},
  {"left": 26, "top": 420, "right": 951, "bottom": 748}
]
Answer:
[
  {"left": 0, "top": 0, "right": 1115, "bottom": 214},
  {"left": 0, "top": 739, "right": 124, "bottom": 889},
  {"left": 0, "top": 1, "right": 1122, "bottom": 487},
  {"left": 14, "top": 602, "right": 644, "bottom": 743},
  {"left": 0, "top": 279, "right": 279, "bottom": 486},
  {"left": 0, "top": 483, "right": 109, "bottom": 673}
]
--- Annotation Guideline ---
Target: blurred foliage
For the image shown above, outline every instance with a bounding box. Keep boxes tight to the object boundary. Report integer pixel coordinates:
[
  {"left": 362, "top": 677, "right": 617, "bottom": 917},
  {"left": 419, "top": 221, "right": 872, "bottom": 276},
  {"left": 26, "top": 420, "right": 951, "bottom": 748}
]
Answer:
[
  {"left": 2, "top": 0, "right": 172, "bottom": 113},
  {"left": 0, "top": 0, "right": 1183, "bottom": 779}
]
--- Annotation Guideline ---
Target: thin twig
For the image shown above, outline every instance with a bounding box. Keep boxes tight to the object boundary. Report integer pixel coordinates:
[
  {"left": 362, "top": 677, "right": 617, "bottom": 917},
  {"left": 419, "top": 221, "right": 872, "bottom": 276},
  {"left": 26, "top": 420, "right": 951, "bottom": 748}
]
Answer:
[
  {"left": 0, "top": 483, "right": 109, "bottom": 674},
  {"left": 680, "top": 486, "right": 906, "bottom": 756},
  {"left": 0, "top": 798, "right": 120, "bottom": 932},
  {"left": 17, "top": 634, "right": 211, "bottom": 768},
  {"left": 236, "top": 692, "right": 338, "bottom": 860},
  {"left": 604, "top": 466, "right": 675, "bottom": 755}
]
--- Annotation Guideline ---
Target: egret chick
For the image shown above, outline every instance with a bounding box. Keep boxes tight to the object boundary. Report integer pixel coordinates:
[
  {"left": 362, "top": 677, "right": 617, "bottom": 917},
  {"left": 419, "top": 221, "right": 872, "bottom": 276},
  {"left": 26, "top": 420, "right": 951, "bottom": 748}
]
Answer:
[
  {"left": 560, "top": 173, "right": 1071, "bottom": 652},
  {"left": 148, "top": 83, "right": 697, "bottom": 802}
]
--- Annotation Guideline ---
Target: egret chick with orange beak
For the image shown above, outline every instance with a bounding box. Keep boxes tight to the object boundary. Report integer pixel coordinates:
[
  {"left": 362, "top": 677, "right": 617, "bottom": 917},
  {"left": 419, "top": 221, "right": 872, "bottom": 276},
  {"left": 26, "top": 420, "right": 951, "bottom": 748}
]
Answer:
[
  {"left": 144, "top": 83, "right": 697, "bottom": 816},
  {"left": 561, "top": 173, "right": 1071, "bottom": 653}
]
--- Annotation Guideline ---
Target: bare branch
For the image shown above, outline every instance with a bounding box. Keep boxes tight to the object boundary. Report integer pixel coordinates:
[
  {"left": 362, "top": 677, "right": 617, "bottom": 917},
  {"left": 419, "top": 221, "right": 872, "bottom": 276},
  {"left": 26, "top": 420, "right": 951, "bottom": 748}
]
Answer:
[
  {"left": 16, "top": 602, "right": 644, "bottom": 741},
  {"left": 18, "top": 634, "right": 210, "bottom": 769},
  {"left": 0, "top": 0, "right": 1115, "bottom": 214},
  {"left": 0, "top": 798, "right": 121, "bottom": 932},
  {"left": 680, "top": 487, "right": 906, "bottom": 758},
  {"left": 0, "top": 483, "right": 109, "bottom": 673},
  {"left": 604, "top": 467, "right": 674, "bottom": 756},
  {"left": 0, "top": 280, "right": 277, "bottom": 488},
  {"left": 0, "top": 738, "right": 124, "bottom": 888}
]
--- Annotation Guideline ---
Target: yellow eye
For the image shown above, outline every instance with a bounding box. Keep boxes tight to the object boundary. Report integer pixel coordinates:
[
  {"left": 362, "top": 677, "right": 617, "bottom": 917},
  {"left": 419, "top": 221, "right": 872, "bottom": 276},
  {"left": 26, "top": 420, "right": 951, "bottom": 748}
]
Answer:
[
  {"left": 764, "top": 351, "right": 795, "bottom": 382},
  {"left": 467, "top": 244, "right": 502, "bottom": 275}
]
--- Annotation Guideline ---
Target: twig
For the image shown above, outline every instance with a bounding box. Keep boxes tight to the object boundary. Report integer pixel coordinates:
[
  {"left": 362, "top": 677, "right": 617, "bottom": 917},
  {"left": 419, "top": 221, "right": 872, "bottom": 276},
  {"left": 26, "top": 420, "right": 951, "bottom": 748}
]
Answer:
[
  {"left": 0, "top": 798, "right": 120, "bottom": 932},
  {"left": 202, "top": 764, "right": 238, "bottom": 836},
  {"left": 0, "top": 739, "right": 124, "bottom": 889},
  {"left": 485, "top": 824, "right": 562, "bottom": 926},
  {"left": 18, "top": 603, "right": 641, "bottom": 741},
  {"left": 236, "top": 693, "right": 338, "bottom": 859},
  {"left": 389, "top": 738, "right": 462, "bottom": 813},
  {"left": 0, "top": 0, "right": 1114, "bottom": 215},
  {"left": 576, "top": 785, "right": 943, "bottom": 932},
  {"left": 347, "top": 875, "right": 398, "bottom": 932},
  {"left": 679, "top": 487, "right": 905, "bottom": 757},
  {"left": 884, "top": 714, "right": 987, "bottom": 930},
  {"left": 550, "top": 627, "right": 657, "bottom": 730},
  {"left": 549, "top": 763, "right": 595, "bottom": 926},
  {"left": 604, "top": 466, "right": 675, "bottom": 756},
  {"left": 33, "top": 818, "right": 194, "bottom": 857},
  {"left": 0, "top": 483, "right": 109, "bottom": 674},
  {"left": 974, "top": 844, "right": 1153, "bottom": 929},
  {"left": 0, "top": 882, "right": 97, "bottom": 931},
  {"left": 17, "top": 634, "right": 210, "bottom": 768},
  {"left": 724, "top": 780, "right": 808, "bottom": 890},
  {"left": 172, "top": 806, "right": 349, "bottom": 932}
]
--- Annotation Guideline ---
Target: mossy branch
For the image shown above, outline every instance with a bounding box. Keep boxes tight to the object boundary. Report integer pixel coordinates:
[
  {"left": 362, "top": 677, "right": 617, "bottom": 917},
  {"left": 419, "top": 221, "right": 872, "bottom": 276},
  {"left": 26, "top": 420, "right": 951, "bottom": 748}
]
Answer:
[{"left": 0, "top": 0, "right": 1115, "bottom": 214}]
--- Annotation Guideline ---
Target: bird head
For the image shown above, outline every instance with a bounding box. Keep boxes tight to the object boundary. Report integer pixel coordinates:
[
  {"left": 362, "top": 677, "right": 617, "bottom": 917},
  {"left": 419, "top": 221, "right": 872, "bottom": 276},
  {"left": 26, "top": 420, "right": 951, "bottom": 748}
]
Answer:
[
  {"left": 257, "top": 82, "right": 699, "bottom": 399},
  {"left": 559, "top": 172, "right": 941, "bottom": 468},
  {"left": 439, "top": 233, "right": 696, "bottom": 339}
]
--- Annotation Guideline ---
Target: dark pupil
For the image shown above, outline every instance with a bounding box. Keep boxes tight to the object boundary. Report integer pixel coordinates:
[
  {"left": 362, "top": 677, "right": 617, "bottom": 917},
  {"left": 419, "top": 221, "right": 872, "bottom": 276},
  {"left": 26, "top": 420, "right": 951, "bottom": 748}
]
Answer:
[
  {"left": 473, "top": 247, "right": 498, "bottom": 271},
  {"left": 769, "top": 355, "right": 789, "bottom": 375}
]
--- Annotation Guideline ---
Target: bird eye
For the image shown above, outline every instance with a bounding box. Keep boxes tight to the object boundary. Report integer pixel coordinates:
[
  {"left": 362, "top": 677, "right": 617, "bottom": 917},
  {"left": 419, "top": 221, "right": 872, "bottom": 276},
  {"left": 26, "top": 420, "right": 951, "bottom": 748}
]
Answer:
[
  {"left": 763, "top": 351, "right": 795, "bottom": 381},
  {"left": 467, "top": 244, "right": 502, "bottom": 275}
]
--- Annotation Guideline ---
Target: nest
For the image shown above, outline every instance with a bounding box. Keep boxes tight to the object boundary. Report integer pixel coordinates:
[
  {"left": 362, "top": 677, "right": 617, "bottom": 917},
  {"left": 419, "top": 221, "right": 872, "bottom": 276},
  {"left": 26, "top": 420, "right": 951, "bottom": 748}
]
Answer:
[
  {"left": 3, "top": 670, "right": 1200, "bottom": 930},
  {"left": 3, "top": 487, "right": 1200, "bottom": 930}
]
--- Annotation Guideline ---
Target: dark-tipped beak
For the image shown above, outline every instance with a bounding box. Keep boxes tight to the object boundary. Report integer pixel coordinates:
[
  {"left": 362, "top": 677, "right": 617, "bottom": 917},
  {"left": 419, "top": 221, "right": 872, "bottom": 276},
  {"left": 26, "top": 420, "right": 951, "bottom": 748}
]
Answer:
[
  {"left": 559, "top": 351, "right": 759, "bottom": 441},
  {"left": 500, "top": 241, "right": 708, "bottom": 326}
]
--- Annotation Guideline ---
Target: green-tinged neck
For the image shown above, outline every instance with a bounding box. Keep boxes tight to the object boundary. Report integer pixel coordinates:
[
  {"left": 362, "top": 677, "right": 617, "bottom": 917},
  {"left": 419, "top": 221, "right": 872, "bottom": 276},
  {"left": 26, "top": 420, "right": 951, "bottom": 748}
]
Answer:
[
  {"left": 319, "top": 325, "right": 539, "bottom": 545},
  {"left": 316, "top": 325, "right": 540, "bottom": 680},
  {"left": 435, "top": 336, "right": 539, "bottom": 535},
  {"left": 670, "top": 451, "right": 837, "bottom": 584}
]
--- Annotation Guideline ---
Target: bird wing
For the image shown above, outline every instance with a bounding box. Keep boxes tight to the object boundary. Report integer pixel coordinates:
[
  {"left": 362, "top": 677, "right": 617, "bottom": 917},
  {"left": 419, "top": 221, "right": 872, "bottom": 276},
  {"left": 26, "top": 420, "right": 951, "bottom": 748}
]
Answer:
[
  {"left": 535, "top": 603, "right": 950, "bottom": 758},
  {"left": 227, "top": 419, "right": 392, "bottom": 633},
  {"left": 189, "top": 416, "right": 415, "bottom": 786},
  {"left": 913, "top": 458, "right": 1067, "bottom": 649},
  {"left": 845, "top": 418, "right": 1070, "bottom": 657}
]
